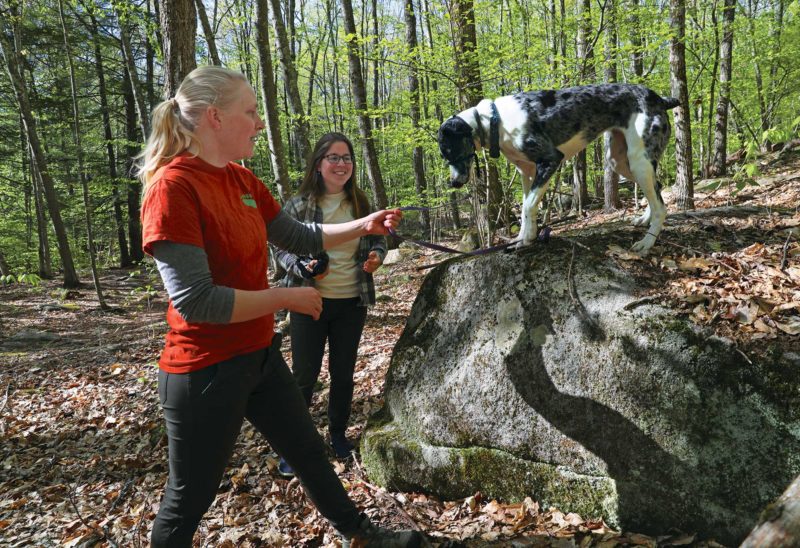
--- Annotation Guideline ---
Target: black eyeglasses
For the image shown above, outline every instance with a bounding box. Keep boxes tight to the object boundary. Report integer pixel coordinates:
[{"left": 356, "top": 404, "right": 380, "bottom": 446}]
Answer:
[{"left": 324, "top": 154, "right": 353, "bottom": 164}]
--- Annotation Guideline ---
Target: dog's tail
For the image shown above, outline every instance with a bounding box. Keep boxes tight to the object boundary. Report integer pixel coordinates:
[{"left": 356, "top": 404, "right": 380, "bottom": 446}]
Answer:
[{"left": 662, "top": 97, "right": 681, "bottom": 110}]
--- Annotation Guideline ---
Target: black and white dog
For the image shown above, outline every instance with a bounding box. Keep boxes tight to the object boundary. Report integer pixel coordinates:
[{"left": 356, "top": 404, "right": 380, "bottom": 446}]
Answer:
[{"left": 438, "top": 83, "right": 680, "bottom": 253}]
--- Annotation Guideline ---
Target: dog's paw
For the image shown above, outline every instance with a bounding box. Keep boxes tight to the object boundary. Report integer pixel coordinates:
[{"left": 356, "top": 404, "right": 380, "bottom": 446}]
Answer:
[
  {"left": 505, "top": 238, "right": 534, "bottom": 252},
  {"left": 631, "top": 235, "right": 655, "bottom": 255}
]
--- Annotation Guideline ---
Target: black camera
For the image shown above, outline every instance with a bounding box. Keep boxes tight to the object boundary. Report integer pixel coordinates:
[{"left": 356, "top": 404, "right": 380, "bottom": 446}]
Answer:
[{"left": 296, "top": 251, "right": 329, "bottom": 279}]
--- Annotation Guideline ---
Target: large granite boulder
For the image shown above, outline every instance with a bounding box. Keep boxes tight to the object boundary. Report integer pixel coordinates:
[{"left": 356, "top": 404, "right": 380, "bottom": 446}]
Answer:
[{"left": 362, "top": 230, "right": 800, "bottom": 545}]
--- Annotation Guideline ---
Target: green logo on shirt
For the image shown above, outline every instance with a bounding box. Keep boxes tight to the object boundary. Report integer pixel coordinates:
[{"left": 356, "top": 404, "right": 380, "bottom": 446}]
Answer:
[{"left": 241, "top": 194, "right": 257, "bottom": 208}]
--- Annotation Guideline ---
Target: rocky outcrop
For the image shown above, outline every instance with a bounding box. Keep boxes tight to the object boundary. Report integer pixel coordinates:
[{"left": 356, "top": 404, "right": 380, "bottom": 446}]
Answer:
[{"left": 362, "top": 233, "right": 800, "bottom": 545}]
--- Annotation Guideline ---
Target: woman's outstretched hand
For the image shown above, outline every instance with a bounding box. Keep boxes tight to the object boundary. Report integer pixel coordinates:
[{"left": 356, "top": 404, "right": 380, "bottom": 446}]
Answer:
[{"left": 362, "top": 209, "right": 402, "bottom": 235}]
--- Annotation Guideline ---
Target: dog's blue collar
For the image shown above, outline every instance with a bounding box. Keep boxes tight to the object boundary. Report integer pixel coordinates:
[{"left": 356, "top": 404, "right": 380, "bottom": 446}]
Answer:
[
  {"left": 471, "top": 103, "right": 500, "bottom": 159},
  {"left": 472, "top": 109, "right": 486, "bottom": 149}
]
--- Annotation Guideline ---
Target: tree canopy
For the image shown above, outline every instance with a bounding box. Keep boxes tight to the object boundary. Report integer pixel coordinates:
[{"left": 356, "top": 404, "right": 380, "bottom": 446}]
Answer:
[{"left": 1, "top": 0, "right": 798, "bottom": 279}]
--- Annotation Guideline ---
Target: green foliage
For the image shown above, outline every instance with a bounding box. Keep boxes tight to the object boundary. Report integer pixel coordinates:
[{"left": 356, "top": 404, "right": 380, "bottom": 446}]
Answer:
[
  {"left": 1, "top": 272, "right": 42, "bottom": 286},
  {"left": 1, "top": 0, "right": 799, "bottom": 272},
  {"left": 50, "top": 287, "right": 71, "bottom": 300},
  {"left": 18, "top": 273, "right": 42, "bottom": 286}
]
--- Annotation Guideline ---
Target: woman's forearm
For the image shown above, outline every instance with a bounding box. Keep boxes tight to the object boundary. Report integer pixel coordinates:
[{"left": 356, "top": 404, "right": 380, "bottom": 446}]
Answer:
[
  {"left": 230, "top": 288, "right": 289, "bottom": 323},
  {"left": 320, "top": 209, "right": 401, "bottom": 249},
  {"left": 230, "top": 286, "right": 322, "bottom": 323},
  {"left": 321, "top": 218, "right": 369, "bottom": 249}
]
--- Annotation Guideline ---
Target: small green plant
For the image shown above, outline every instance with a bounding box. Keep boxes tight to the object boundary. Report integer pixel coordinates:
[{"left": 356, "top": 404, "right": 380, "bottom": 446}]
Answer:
[
  {"left": 127, "top": 282, "right": 159, "bottom": 311},
  {"left": 131, "top": 283, "right": 158, "bottom": 298},
  {"left": 1, "top": 272, "right": 41, "bottom": 286},
  {"left": 731, "top": 139, "right": 762, "bottom": 194},
  {"left": 18, "top": 273, "right": 42, "bottom": 286},
  {"left": 51, "top": 287, "right": 70, "bottom": 300}
]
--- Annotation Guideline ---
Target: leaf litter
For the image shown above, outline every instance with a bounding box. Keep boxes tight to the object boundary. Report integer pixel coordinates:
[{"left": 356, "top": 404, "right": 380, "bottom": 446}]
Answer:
[{"left": 2, "top": 150, "right": 799, "bottom": 546}]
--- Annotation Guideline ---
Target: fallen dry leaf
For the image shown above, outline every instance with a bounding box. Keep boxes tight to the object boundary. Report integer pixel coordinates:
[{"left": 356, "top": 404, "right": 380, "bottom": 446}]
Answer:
[
  {"left": 678, "top": 257, "right": 713, "bottom": 271},
  {"left": 4, "top": 151, "right": 800, "bottom": 548},
  {"left": 774, "top": 316, "right": 800, "bottom": 335},
  {"left": 606, "top": 244, "right": 643, "bottom": 261}
]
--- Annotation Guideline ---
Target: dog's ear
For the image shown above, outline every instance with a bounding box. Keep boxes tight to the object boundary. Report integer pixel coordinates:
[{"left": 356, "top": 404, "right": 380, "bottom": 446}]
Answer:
[
  {"left": 438, "top": 116, "right": 473, "bottom": 140},
  {"left": 437, "top": 117, "right": 455, "bottom": 141}
]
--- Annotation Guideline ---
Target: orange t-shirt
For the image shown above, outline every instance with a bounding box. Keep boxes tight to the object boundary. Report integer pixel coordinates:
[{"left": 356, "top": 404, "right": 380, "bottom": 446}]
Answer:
[{"left": 141, "top": 154, "right": 281, "bottom": 373}]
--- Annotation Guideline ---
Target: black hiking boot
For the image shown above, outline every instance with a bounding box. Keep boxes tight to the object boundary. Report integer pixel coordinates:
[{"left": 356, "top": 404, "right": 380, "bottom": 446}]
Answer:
[{"left": 341, "top": 515, "right": 427, "bottom": 548}]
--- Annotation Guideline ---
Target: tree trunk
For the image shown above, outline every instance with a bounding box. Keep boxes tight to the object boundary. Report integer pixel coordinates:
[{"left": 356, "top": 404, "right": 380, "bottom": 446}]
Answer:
[
  {"left": 159, "top": 0, "right": 197, "bottom": 99},
  {"left": 371, "top": 0, "right": 382, "bottom": 131},
  {"left": 19, "top": 118, "right": 33, "bottom": 251},
  {"left": 704, "top": 3, "right": 719, "bottom": 179},
  {"left": 710, "top": 0, "right": 735, "bottom": 176},
  {"left": 255, "top": 0, "right": 291, "bottom": 203},
  {"left": 548, "top": 0, "right": 558, "bottom": 71},
  {"left": 558, "top": 0, "right": 566, "bottom": 83},
  {"left": 628, "top": 0, "right": 644, "bottom": 208},
  {"left": 115, "top": 12, "right": 151, "bottom": 138},
  {"left": 741, "top": 474, "right": 800, "bottom": 547},
  {"left": 59, "top": 0, "right": 107, "bottom": 308},
  {"left": 420, "top": 0, "right": 453, "bottom": 229},
  {"left": 147, "top": 0, "right": 157, "bottom": 111},
  {"left": 421, "top": 0, "right": 442, "bottom": 124},
  {"left": 341, "top": 0, "right": 389, "bottom": 211},
  {"left": 404, "top": 0, "right": 430, "bottom": 233},
  {"left": 627, "top": 0, "right": 644, "bottom": 80},
  {"left": 0, "top": 23, "right": 79, "bottom": 288},
  {"left": 572, "top": 0, "right": 593, "bottom": 212},
  {"left": 0, "top": 248, "right": 10, "bottom": 277},
  {"left": 31, "top": 156, "right": 53, "bottom": 279},
  {"left": 195, "top": 0, "right": 221, "bottom": 65},
  {"left": 122, "top": 68, "right": 144, "bottom": 263},
  {"left": 268, "top": 0, "right": 311, "bottom": 165},
  {"left": 305, "top": 34, "right": 324, "bottom": 123},
  {"left": 669, "top": 0, "right": 694, "bottom": 210},
  {"left": 87, "top": 9, "right": 131, "bottom": 268},
  {"left": 603, "top": 0, "right": 621, "bottom": 211},
  {"left": 326, "top": 0, "right": 345, "bottom": 132},
  {"left": 767, "top": 0, "right": 785, "bottom": 130},
  {"left": 746, "top": 0, "right": 770, "bottom": 153},
  {"left": 450, "top": 0, "right": 502, "bottom": 238}
]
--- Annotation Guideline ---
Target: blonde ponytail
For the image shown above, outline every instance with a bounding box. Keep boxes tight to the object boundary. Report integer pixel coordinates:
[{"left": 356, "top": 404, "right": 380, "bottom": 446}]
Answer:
[
  {"left": 136, "top": 99, "right": 196, "bottom": 186},
  {"left": 136, "top": 66, "right": 249, "bottom": 187}
]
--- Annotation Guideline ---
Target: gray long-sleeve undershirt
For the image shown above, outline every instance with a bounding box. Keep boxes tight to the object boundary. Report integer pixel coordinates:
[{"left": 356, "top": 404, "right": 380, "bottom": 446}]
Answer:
[{"left": 152, "top": 210, "right": 322, "bottom": 324}]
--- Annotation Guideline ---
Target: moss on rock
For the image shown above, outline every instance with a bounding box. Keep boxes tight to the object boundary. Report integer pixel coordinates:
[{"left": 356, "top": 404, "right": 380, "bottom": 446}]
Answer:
[{"left": 361, "top": 420, "right": 620, "bottom": 526}]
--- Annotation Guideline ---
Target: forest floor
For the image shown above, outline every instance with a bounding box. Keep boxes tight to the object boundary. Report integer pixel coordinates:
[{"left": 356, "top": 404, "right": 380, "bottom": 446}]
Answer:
[{"left": 1, "top": 148, "right": 798, "bottom": 548}]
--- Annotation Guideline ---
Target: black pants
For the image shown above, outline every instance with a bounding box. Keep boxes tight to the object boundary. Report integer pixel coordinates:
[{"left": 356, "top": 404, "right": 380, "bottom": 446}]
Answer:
[
  {"left": 290, "top": 297, "right": 367, "bottom": 435},
  {"left": 150, "top": 335, "right": 361, "bottom": 547}
]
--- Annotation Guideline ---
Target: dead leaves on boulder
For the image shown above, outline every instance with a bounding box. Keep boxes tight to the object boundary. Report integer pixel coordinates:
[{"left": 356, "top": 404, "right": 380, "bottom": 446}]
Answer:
[
  {"left": 607, "top": 232, "right": 799, "bottom": 342},
  {"left": 661, "top": 240, "right": 799, "bottom": 340}
]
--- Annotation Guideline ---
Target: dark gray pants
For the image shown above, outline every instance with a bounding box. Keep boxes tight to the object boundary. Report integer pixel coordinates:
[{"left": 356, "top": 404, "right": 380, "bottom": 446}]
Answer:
[
  {"left": 290, "top": 297, "right": 367, "bottom": 435},
  {"left": 150, "top": 336, "right": 361, "bottom": 547}
]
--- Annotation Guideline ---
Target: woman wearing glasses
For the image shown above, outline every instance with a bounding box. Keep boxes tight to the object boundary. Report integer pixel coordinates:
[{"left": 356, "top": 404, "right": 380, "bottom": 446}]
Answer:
[{"left": 273, "top": 133, "right": 386, "bottom": 477}]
